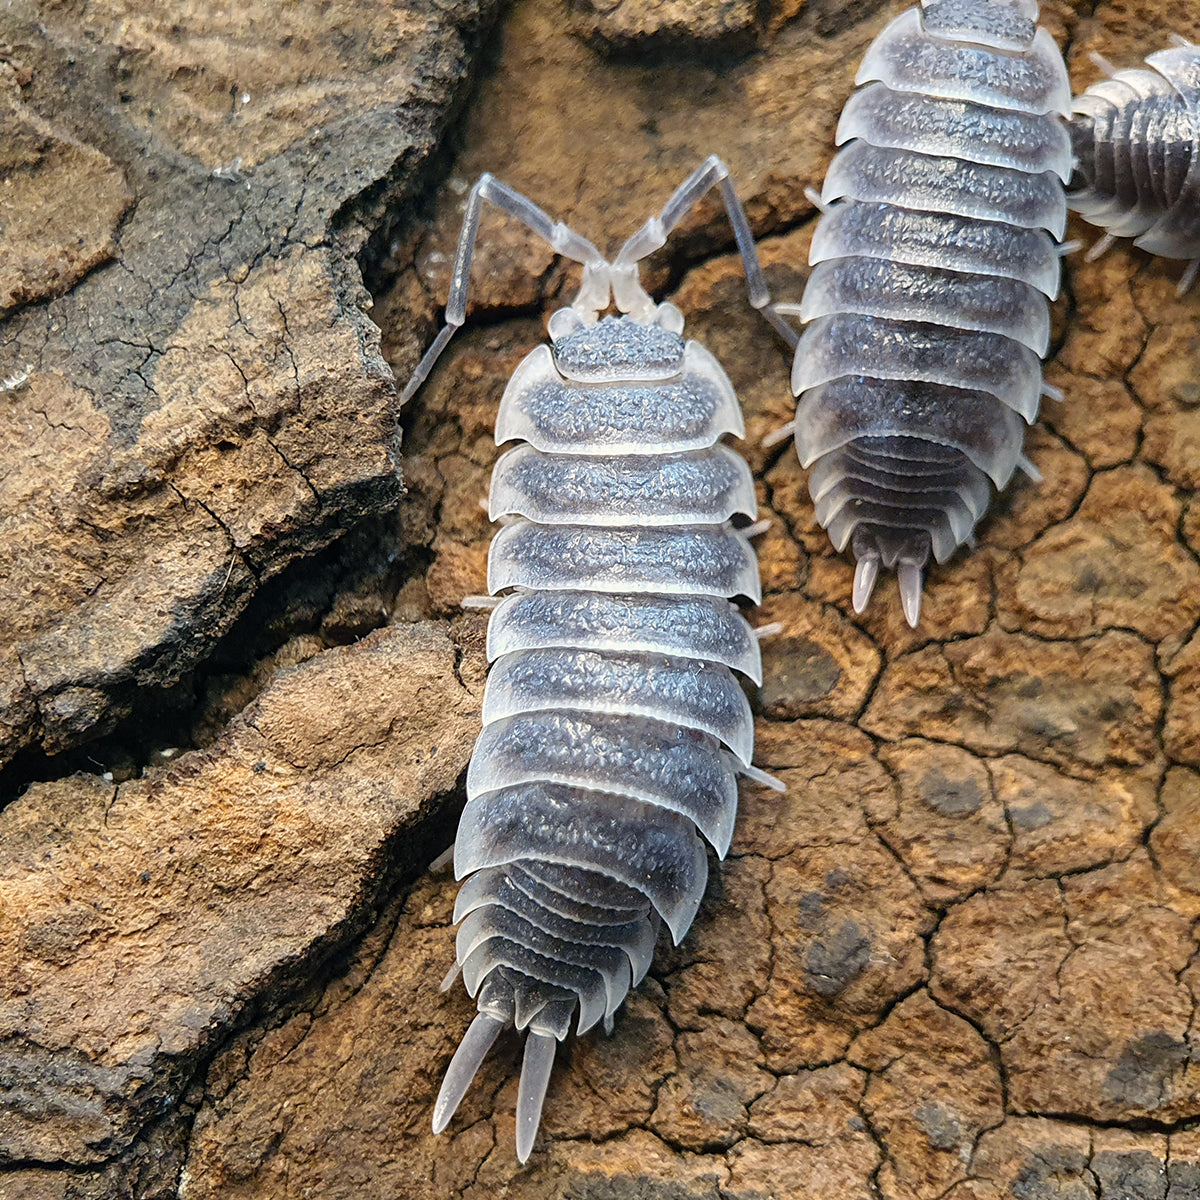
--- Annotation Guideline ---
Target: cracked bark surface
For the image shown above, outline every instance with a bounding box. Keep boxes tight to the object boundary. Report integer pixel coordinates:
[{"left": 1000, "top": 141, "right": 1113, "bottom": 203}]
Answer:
[
  {"left": 0, "top": 0, "right": 499, "bottom": 768},
  {"left": 3, "top": 0, "right": 1200, "bottom": 1198}
]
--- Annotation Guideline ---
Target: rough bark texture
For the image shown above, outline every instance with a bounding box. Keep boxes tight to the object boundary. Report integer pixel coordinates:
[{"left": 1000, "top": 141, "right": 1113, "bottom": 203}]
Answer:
[
  {"left": 3, "top": 0, "right": 1200, "bottom": 1197},
  {"left": 0, "top": 0, "right": 498, "bottom": 768}
]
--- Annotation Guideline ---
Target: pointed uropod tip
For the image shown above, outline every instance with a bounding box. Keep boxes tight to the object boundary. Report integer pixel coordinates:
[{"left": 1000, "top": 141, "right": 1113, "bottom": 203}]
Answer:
[
  {"left": 431, "top": 1100, "right": 453, "bottom": 1136},
  {"left": 515, "top": 1032, "right": 558, "bottom": 1164},
  {"left": 432, "top": 1012, "right": 506, "bottom": 1137},
  {"left": 852, "top": 556, "right": 879, "bottom": 614},
  {"left": 897, "top": 563, "right": 923, "bottom": 628}
]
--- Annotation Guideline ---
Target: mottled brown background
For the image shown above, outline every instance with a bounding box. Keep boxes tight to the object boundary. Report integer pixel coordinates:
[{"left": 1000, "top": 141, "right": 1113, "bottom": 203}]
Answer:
[{"left": 1, "top": 0, "right": 1198, "bottom": 1197}]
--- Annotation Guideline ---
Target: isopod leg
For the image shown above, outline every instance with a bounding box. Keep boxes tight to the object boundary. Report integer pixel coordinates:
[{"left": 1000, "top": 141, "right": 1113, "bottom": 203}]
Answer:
[
  {"left": 400, "top": 175, "right": 607, "bottom": 404},
  {"left": 761, "top": 419, "right": 797, "bottom": 449},
  {"left": 429, "top": 843, "right": 455, "bottom": 873},
  {"left": 1084, "top": 231, "right": 1117, "bottom": 262},
  {"left": 613, "top": 154, "right": 801, "bottom": 350},
  {"left": 738, "top": 761, "right": 787, "bottom": 792}
]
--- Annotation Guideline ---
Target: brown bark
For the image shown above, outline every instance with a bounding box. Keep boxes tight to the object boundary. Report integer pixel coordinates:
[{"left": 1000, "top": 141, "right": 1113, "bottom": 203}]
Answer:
[
  {"left": 3, "top": 0, "right": 1200, "bottom": 1197},
  {"left": 0, "top": 0, "right": 497, "bottom": 766}
]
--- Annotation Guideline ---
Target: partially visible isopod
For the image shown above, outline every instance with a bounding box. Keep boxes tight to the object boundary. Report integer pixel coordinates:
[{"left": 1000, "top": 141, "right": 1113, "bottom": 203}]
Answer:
[
  {"left": 766, "top": 0, "right": 1072, "bottom": 625},
  {"left": 401, "top": 157, "right": 791, "bottom": 1163},
  {"left": 1069, "top": 35, "right": 1200, "bottom": 292}
]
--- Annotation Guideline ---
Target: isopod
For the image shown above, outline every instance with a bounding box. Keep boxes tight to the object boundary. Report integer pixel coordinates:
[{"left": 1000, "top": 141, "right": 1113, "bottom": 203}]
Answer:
[
  {"left": 767, "top": 0, "right": 1073, "bottom": 625},
  {"left": 400, "top": 158, "right": 789, "bottom": 1162},
  {"left": 1069, "top": 36, "right": 1200, "bottom": 292}
]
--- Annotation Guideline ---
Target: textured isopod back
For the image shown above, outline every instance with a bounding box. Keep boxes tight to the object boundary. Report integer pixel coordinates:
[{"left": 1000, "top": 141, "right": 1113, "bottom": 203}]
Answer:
[
  {"left": 440, "top": 309, "right": 771, "bottom": 1161},
  {"left": 790, "top": 0, "right": 1072, "bottom": 624},
  {"left": 1069, "top": 37, "right": 1200, "bottom": 289},
  {"left": 402, "top": 161, "right": 784, "bottom": 1164}
]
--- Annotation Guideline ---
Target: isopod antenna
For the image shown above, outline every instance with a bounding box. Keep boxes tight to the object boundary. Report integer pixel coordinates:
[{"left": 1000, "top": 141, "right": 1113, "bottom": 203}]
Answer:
[
  {"left": 401, "top": 155, "right": 797, "bottom": 408},
  {"left": 400, "top": 177, "right": 606, "bottom": 404},
  {"left": 613, "top": 154, "right": 800, "bottom": 350}
]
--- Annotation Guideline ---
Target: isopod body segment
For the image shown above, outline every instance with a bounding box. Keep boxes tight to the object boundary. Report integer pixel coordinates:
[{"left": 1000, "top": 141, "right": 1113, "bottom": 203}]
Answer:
[
  {"left": 1069, "top": 36, "right": 1200, "bottom": 292},
  {"left": 401, "top": 159, "right": 789, "bottom": 1163},
  {"left": 778, "top": 0, "right": 1072, "bottom": 624}
]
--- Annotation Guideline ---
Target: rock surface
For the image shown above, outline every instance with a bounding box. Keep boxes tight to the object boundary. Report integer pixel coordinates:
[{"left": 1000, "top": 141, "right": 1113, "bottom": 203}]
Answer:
[
  {"left": 4, "top": 0, "right": 1200, "bottom": 1197},
  {"left": 0, "top": 0, "right": 498, "bottom": 769},
  {"left": 0, "top": 621, "right": 484, "bottom": 1188}
]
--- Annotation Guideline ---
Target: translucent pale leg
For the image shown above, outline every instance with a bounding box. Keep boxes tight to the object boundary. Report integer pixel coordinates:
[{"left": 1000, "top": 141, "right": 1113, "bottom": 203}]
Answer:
[
  {"left": 429, "top": 843, "right": 455, "bottom": 872},
  {"left": 804, "top": 185, "right": 829, "bottom": 214},
  {"left": 613, "top": 154, "right": 801, "bottom": 351},
  {"left": 461, "top": 595, "right": 502, "bottom": 609},
  {"left": 739, "top": 762, "right": 787, "bottom": 792},
  {"left": 400, "top": 176, "right": 605, "bottom": 404},
  {"left": 432, "top": 1012, "right": 506, "bottom": 1134},
  {"left": 1178, "top": 258, "right": 1200, "bottom": 295},
  {"left": 515, "top": 1033, "right": 558, "bottom": 1163},
  {"left": 1085, "top": 231, "right": 1118, "bottom": 262},
  {"left": 761, "top": 420, "right": 797, "bottom": 449}
]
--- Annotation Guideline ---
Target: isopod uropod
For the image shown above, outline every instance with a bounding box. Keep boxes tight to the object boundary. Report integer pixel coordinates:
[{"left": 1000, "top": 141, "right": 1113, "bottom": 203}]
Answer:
[
  {"left": 400, "top": 158, "right": 790, "bottom": 1162},
  {"left": 768, "top": 0, "right": 1073, "bottom": 625},
  {"left": 1069, "top": 35, "right": 1200, "bottom": 292}
]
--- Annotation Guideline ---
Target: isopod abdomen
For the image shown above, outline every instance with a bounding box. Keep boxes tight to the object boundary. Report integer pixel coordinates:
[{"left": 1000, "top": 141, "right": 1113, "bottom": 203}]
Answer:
[
  {"left": 1069, "top": 37, "right": 1200, "bottom": 291},
  {"left": 401, "top": 159, "right": 787, "bottom": 1162},
  {"left": 779, "top": 0, "right": 1072, "bottom": 624}
]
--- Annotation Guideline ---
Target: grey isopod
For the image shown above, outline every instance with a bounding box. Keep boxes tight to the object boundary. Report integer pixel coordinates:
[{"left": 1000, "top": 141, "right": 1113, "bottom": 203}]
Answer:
[
  {"left": 400, "top": 159, "right": 790, "bottom": 1163},
  {"left": 766, "top": 0, "right": 1073, "bottom": 625},
  {"left": 1069, "top": 36, "right": 1200, "bottom": 292}
]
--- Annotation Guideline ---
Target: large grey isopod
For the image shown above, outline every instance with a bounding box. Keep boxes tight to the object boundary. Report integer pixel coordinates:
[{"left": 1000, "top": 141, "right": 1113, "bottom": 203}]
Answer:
[
  {"left": 768, "top": 0, "right": 1072, "bottom": 625},
  {"left": 400, "top": 158, "right": 789, "bottom": 1162}
]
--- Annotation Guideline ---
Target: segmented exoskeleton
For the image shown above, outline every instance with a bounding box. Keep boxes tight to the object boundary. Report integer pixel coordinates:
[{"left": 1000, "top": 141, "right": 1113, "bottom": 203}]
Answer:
[
  {"left": 1070, "top": 36, "right": 1200, "bottom": 292},
  {"left": 400, "top": 159, "right": 791, "bottom": 1162},
  {"left": 767, "top": 0, "right": 1072, "bottom": 624}
]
